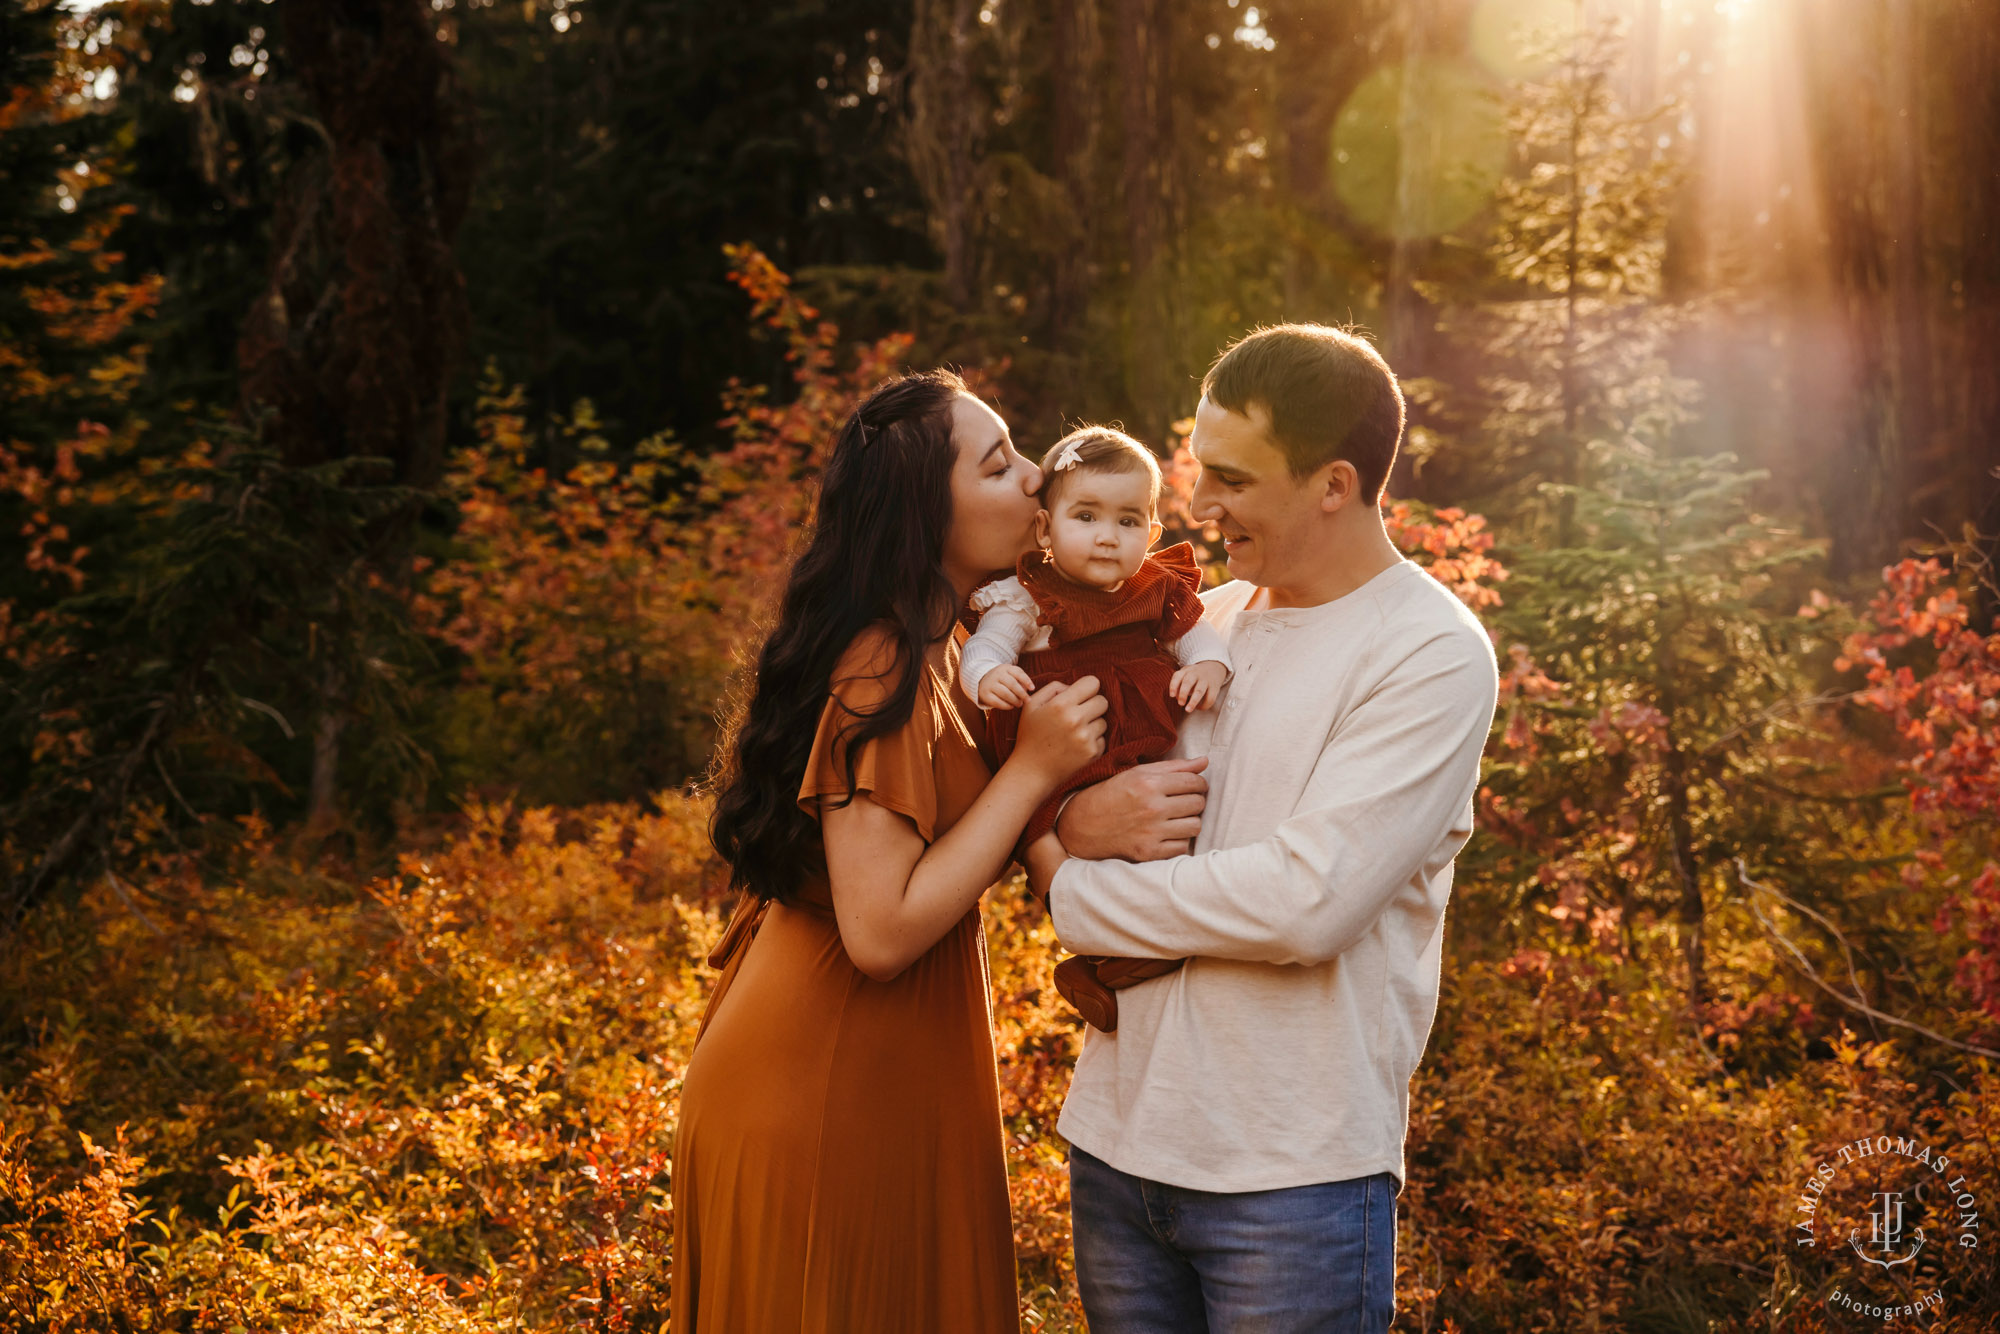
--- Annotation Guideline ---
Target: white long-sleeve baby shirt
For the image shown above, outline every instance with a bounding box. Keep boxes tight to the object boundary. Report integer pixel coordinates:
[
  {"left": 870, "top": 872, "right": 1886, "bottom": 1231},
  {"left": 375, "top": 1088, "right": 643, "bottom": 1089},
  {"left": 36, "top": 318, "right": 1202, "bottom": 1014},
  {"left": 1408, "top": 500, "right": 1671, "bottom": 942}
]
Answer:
[{"left": 959, "top": 575, "right": 1232, "bottom": 700}]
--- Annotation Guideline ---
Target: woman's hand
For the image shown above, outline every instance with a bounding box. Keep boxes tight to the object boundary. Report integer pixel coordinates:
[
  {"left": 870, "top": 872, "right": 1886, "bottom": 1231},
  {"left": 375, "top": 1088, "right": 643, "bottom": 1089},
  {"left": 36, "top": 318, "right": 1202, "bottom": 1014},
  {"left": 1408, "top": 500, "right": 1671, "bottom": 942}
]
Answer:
[{"left": 1008, "top": 675, "right": 1108, "bottom": 788}]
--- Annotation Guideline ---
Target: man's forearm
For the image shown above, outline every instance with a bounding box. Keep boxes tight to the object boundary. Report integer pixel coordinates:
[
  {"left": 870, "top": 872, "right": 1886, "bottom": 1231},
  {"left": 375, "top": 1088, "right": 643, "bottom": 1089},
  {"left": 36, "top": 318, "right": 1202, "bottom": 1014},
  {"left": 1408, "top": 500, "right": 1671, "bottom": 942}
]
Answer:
[
  {"left": 1048, "top": 813, "right": 1456, "bottom": 966},
  {"left": 1050, "top": 642, "right": 1495, "bottom": 965}
]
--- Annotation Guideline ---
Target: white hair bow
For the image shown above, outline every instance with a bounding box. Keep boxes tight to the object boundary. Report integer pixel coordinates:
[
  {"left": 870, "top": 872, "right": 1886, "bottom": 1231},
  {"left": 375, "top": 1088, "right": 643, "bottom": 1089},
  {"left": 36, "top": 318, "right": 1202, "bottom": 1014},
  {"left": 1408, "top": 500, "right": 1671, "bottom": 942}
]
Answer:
[{"left": 1044, "top": 437, "right": 1086, "bottom": 472}]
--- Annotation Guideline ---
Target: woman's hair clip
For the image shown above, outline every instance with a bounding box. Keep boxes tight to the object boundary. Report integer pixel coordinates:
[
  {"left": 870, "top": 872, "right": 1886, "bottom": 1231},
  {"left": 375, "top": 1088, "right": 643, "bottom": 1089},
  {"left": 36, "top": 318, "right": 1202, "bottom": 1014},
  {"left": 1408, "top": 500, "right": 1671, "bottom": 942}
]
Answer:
[{"left": 856, "top": 419, "right": 878, "bottom": 445}]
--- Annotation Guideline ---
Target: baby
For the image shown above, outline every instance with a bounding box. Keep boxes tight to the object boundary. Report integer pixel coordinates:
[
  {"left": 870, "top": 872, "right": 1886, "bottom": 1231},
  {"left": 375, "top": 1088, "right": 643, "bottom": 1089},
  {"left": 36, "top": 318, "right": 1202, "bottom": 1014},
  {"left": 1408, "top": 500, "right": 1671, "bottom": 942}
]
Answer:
[{"left": 960, "top": 426, "right": 1232, "bottom": 1032}]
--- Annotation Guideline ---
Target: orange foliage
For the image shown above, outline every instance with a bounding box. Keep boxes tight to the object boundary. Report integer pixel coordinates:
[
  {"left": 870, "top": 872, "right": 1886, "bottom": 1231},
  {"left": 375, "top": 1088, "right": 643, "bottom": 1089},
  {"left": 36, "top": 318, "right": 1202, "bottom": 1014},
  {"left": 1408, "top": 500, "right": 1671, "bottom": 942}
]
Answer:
[
  {"left": 1818, "top": 557, "right": 2000, "bottom": 1025},
  {"left": 1403, "top": 931, "right": 2000, "bottom": 1332},
  {"left": 12, "top": 239, "right": 2000, "bottom": 1332},
  {"left": 413, "top": 246, "right": 920, "bottom": 793},
  {"left": 7, "top": 800, "right": 1998, "bottom": 1330}
]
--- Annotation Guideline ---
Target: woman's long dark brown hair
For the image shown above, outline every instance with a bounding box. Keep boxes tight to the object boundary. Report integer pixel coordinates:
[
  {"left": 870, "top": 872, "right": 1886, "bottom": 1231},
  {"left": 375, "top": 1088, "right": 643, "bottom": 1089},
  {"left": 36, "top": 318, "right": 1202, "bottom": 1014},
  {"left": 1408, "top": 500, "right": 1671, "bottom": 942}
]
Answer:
[{"left": 708, "top": 369, "right": 969, "bottom": 904}]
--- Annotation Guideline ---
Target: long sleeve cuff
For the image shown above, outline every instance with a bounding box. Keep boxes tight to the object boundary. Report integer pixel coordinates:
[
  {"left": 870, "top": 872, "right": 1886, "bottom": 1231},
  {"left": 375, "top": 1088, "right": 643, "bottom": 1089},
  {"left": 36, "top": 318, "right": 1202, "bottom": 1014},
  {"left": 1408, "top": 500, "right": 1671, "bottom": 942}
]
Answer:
[{"left": 1167, "top": 620, "right": 1232, "bottom": 673}]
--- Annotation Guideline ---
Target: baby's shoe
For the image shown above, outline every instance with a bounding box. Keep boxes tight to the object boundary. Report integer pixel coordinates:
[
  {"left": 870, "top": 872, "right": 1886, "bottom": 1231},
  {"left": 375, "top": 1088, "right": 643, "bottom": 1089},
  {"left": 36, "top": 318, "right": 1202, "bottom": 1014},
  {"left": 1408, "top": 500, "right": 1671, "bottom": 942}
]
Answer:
[{"left": 1053, "top": 955, "right": 1121, "bottom": 1032}]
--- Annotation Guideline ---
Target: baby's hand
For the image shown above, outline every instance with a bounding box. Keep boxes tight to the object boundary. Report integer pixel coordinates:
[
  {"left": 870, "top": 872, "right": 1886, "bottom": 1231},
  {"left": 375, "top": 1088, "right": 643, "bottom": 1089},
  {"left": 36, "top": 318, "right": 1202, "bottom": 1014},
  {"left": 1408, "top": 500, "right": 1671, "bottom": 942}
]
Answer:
[
  {"left": 977, "top": 665, "right": 1037, "bottom": 710},
  {"left": 1170, "top": 660, "right": 1230, "bottom": 711}
]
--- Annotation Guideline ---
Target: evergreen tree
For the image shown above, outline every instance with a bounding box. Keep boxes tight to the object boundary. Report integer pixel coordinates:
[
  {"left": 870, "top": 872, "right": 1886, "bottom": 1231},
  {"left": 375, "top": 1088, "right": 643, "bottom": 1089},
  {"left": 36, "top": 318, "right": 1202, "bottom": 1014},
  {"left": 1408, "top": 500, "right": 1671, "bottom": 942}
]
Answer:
[
  {"left": 1427, "top": 13, "right": 1688, "bottom": 540},
  {"left": 1480, "top": 440, "right": 1838, "bottom": 1014}
]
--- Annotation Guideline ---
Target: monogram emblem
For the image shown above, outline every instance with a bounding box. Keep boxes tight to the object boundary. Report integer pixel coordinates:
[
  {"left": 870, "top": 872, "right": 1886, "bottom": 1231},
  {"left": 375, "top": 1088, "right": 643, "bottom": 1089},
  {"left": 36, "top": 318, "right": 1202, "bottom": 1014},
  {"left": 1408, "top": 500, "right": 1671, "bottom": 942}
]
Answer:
[{"left": 1848, "top": 1190, "right": 1926, "bottom": 1269}]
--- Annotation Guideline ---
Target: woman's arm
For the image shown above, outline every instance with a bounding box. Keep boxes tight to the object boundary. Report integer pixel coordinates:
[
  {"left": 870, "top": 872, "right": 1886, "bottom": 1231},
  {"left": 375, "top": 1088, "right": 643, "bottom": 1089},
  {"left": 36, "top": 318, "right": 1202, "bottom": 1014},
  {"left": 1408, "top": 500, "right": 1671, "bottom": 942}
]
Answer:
[{"left": 823, "top": 675, "right": 1106, "bottom": 981}]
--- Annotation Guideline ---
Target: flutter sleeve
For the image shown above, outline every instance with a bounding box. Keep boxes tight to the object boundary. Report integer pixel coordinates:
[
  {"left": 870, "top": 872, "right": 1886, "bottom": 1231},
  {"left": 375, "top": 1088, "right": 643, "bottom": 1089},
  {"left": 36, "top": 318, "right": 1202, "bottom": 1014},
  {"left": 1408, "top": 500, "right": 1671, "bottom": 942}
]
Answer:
[
  {"left": 796, "top": 623, "right": 940, "bottom": 843},
  {"left": 1149, "top": 542, "right": 1210, "bottom": 645},
  {"left": 958, "top": 576, "right": 1042, "bottom": 701}
]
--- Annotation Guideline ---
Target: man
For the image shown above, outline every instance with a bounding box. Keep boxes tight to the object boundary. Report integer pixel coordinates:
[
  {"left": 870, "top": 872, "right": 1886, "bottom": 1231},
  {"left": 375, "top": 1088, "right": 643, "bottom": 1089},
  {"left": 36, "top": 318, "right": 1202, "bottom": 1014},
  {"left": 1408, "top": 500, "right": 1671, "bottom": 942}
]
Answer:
[{"left": 1025, "top": 323, "right": 1500, "bottom": 1332}]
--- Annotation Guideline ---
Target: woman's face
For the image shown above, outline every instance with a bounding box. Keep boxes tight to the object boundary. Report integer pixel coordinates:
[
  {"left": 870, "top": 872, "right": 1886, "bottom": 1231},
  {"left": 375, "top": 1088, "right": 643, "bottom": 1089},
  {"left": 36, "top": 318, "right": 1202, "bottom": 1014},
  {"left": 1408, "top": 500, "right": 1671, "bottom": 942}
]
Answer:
[{"left": 942, "top": 393, "right": 1042, "bottom": 596}]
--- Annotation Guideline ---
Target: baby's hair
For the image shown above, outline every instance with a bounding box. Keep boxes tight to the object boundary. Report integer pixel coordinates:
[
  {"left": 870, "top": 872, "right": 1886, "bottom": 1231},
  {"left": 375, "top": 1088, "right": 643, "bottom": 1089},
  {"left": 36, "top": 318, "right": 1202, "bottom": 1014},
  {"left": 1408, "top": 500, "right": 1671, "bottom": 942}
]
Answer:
[{"left": 1039, "top": 426, "right": 1163, "bottom": 511}]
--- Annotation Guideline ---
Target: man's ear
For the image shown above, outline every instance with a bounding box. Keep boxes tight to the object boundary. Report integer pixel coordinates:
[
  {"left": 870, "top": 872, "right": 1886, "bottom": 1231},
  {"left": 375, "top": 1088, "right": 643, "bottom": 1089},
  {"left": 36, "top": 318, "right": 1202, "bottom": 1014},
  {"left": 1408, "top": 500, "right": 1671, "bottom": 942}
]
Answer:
[
  {"left": 1319, "top": 459, "right": 1362, "bottom": 515},
  {"left": 1148, "top": 519, "right": 1166, "bottom": 547}
]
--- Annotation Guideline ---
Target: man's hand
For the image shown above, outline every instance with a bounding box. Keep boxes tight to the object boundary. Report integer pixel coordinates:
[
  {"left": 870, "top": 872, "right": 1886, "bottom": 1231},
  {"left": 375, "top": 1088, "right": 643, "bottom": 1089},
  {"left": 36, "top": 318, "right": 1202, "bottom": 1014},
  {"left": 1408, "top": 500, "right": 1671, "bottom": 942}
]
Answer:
[
  {"left": 1169, "top": 660, "right": 1230, "bottom": 711},
  {"left": 976, "top": 664, "right": 1036, "bottom": 710},
  {"left": 1055, "top": 756, "right": 1208, "bottom": 861}
]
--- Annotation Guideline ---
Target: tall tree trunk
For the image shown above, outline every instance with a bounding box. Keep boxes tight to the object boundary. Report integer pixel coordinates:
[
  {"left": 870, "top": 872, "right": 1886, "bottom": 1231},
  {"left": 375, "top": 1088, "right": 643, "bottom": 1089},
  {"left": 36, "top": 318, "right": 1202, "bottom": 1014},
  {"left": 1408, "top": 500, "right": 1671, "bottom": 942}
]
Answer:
[
  {"left": 241, "top": 0, "right": 475, "bottom": 836},
  {"left": 1049, "top": 0, "right": 1100, "bottom": 349},
  {"left": 306, "top": 660, "right": 344, "bottom": 840},
  {"left": 1796, "top": 0, "right": 1908, "bottom": 577},
  {"left": 1114, "top": 0, "right": 1180, "bottom": 443},
  {"left": 244, "top": 0, "right": 475, "bottom": 491},
  {"left": 1386, "top": 0, "right": 1433, "bottom": 361},
  {"left": 1271, "top": 4, "right": 1383, "bottom": 307},
  {"left": 1884, "top": 0, "right": 1935, "bottom": 538},
  {"left": 905, "top": 0, "right": 984, "bottom": 310},
  {"left": 1660, "top": 1, "right": 1720, "bottom": 300},
  {"left": 1953, "top": 0, "right": 2000, "bottom": 607}
]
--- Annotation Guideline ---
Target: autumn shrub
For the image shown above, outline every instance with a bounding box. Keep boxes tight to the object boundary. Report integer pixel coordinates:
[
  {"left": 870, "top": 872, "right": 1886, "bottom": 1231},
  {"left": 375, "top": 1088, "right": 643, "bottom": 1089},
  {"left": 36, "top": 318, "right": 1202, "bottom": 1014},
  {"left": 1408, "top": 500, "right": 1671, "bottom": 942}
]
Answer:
[
  {"left": 1817, "top": 554, "right": 2000, "bottom": 1033},
  {"left": 8, "top": 799, "right": 1997, "bottom": 1333},
  {"left": 414, "top": 245, "right": 917, "bottom": 806},
  {"left": 9, "top": 237, "right": 1998, "bottom": 1334},
  {"left": 1405, "top": 921, "right": 2000, "bottom": 1332},
  {"left": 1, "top": 796, "right": 722, "bottom": 1331},
  {"left": 0, "top": 799, "right": 1105, "bottom": 1332}
]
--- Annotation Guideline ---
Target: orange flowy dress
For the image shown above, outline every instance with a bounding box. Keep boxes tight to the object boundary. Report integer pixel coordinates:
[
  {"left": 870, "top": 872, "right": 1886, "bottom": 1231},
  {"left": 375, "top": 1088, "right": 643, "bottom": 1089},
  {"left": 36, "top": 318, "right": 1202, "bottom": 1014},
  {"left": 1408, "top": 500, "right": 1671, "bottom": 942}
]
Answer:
[{"left": 669, "top": 623, "right": 1020, "bottom": 1334}]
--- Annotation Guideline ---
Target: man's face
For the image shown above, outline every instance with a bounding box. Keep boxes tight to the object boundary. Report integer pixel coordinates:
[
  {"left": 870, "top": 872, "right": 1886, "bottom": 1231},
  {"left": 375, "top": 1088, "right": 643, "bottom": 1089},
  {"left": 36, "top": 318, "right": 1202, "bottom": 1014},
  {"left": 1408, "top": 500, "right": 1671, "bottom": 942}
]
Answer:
[{"left": 1187, "top": 395, "right": 1328, "bottom": 590}]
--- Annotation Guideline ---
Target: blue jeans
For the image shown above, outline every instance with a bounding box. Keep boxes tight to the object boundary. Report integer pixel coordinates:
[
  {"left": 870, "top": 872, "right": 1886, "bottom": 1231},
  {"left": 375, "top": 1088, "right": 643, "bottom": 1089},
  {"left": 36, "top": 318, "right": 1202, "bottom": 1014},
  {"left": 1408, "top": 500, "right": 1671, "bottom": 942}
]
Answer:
[{"left": 1068, "top": 1143, "right": 1398, "bottom": 1333}]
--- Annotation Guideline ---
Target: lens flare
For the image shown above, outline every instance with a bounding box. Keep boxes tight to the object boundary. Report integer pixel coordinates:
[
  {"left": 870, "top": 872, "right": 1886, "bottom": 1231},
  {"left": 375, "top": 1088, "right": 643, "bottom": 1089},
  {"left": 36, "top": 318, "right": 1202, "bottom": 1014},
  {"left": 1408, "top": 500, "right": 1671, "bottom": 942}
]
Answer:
[{"left": 1331, "top": 58, "right": 1508, "bottom": 240}]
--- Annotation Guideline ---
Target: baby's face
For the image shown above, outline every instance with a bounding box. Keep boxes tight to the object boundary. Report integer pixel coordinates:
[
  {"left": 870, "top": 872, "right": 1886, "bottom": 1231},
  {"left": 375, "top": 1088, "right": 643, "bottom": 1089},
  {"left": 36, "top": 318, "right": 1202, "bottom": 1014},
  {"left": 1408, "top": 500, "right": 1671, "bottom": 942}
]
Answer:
[{"left": 1040, "top": 468, "right": 1162, "bottom": 590}]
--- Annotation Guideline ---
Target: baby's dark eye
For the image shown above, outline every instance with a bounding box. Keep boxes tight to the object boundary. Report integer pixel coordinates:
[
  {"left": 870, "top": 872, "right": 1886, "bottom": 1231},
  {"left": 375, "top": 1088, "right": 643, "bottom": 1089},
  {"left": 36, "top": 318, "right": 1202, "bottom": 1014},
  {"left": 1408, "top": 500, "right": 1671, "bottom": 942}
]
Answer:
[{"left": 1076, "top": 511, "right": 1092, "bottom": 521}]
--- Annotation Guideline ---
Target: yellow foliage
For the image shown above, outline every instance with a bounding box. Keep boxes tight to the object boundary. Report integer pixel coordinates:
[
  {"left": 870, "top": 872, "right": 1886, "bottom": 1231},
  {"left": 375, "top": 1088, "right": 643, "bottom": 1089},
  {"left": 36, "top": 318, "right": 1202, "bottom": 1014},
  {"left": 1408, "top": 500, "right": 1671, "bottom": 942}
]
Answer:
[{"left": 5, "top": 799, "right": 1996, "bottom": 1331}]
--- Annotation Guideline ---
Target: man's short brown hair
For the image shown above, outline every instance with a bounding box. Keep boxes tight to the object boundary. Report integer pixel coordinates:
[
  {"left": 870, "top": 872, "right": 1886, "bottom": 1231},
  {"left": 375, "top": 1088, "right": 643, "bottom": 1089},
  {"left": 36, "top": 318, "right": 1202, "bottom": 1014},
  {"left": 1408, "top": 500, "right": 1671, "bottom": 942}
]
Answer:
[{"left": 1200, "top": 323, "right": 1406, "bottom": 503}]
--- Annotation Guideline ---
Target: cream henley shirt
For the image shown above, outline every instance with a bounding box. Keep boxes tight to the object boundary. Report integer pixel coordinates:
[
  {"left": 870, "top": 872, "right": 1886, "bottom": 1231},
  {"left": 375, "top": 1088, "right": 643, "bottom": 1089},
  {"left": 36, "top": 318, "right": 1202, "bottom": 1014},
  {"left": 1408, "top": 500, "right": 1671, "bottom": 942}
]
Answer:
[{"left": 1048, "top": 557, "right": 1500, "bottom": 1195}]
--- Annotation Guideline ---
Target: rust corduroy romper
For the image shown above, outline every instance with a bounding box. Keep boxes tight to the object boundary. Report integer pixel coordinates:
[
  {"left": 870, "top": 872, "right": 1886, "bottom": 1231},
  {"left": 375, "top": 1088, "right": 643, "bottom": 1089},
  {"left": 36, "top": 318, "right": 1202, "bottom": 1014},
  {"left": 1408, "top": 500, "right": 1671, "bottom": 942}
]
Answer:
[{"left": 973, "top": 541, "right": 1209, "bottom": 1030}]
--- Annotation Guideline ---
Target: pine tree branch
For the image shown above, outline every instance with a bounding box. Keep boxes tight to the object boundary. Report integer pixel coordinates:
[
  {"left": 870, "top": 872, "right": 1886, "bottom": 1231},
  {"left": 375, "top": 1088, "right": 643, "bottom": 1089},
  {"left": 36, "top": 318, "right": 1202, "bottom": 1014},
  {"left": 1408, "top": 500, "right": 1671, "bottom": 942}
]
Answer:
[{"left": 6, "top": 698, "right": 174, "bottom": 926}]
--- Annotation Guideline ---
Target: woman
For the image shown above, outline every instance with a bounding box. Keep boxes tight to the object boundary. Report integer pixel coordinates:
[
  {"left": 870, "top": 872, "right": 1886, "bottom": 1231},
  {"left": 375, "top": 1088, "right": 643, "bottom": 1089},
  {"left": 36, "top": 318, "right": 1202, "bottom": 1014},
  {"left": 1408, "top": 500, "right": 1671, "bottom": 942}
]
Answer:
[{"left": 672, "top": 369, "right": 1108, "bottom": 1332}]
